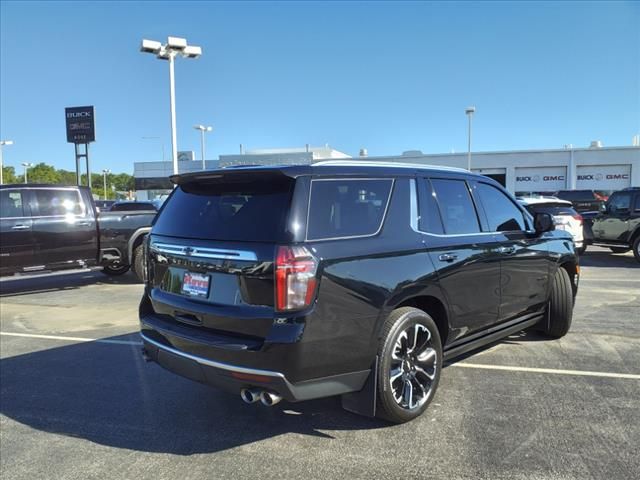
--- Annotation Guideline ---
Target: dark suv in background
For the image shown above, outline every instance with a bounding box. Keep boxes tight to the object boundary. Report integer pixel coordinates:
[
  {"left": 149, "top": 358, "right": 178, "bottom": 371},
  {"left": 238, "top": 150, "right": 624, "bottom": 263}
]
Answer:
[
  {"left": 139, "top": 161, "right": 578, "bottom": 423},
  {"left": 590, "top": 187, "right": 640, "bottom": 261}
]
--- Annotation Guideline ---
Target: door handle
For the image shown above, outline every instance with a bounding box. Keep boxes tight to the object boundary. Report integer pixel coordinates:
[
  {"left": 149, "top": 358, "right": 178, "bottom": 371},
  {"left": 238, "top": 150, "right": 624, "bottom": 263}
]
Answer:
[
  {"left": 497, "top": 246, "right": 516, "bottom": 255},
  {"left": 11, "top": 225, "right": 30, "bottom": 231},
  {"left": 438, "top": 253, "right": 458, "bottom": 262}
]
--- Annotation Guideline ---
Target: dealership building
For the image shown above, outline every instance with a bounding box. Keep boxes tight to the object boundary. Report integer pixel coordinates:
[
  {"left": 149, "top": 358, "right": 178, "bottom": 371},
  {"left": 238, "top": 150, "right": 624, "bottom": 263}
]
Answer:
[{"left": 133, "top": 143, "right": 639, "bottom": 200}]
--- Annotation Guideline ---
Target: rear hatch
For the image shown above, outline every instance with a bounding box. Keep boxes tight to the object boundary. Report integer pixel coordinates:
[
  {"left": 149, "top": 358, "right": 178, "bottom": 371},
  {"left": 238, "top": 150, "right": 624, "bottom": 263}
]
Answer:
[{"left": 146, "top": 171, "right": 296, "bottom": 339}]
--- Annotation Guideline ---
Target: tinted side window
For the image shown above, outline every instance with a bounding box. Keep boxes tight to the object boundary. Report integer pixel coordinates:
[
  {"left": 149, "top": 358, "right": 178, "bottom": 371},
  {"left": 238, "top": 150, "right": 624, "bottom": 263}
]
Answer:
[
  {"left": 430, "top": 179, "right": 480, "bottom": 235},
  {"left": 417, "top": 179, "right": 444, "bottom": 234},
  {"left": 608, "top": 193, "right": 632, "bottom": 212},
  {"left": 33, "top": 189, "right": 84, "bottom": 216},
  {"left": 307, "top": 179, "right": 393, "bottom": 240},
  {"left": 0, "top": 190, "right": 25, "bottom": 218},
  {"left": 476, "top": 183, "right": 526, "bottom": 232}
]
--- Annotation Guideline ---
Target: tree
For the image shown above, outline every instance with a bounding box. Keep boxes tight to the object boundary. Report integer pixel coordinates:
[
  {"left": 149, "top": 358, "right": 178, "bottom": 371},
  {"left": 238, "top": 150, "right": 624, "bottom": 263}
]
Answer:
[
  {"left": 1, "top": 166, "right": 18, "bottom": 184},
  {"left": 3, "top": 161, "right": 134, "bottom": 195},
  {"left": 24, "top": 163, "right": 60, "bottom": 184}
]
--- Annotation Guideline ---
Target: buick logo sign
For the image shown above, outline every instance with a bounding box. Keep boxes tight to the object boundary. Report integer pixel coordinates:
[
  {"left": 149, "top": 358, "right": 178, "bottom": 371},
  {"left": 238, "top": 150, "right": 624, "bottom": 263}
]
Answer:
[
  {"left": 533, "top": 175, "right": 540, "bottom": 183},
  {"left": 596, "top": 173, "right": 604, "bottom": 181},
  {"left": 183, "top": 247, "right": 194, "bottom": 256}
]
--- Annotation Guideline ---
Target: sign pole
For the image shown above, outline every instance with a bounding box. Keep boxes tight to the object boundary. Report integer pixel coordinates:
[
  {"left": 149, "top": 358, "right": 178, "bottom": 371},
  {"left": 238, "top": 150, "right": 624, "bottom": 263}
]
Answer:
[
  {"left": 75, "top": 143, "right": 81, "bottom": 185},
  {"left": 85, "top": 143, "right": 91, "bottom": 188}
]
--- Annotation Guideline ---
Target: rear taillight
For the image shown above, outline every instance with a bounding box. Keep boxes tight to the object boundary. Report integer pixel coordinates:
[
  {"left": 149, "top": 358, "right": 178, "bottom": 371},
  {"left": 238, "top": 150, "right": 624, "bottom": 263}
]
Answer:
[
  {"left": 275, "top": 246, "right": 318, "bottom": 312},
  {"left": 573, "top": 213, "right": 583, "bottom": 226}
]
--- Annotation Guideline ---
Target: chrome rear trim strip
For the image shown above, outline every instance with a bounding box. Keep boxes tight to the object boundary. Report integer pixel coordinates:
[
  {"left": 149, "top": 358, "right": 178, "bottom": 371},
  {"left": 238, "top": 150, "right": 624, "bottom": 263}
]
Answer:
[
  {"left": 150, "top": 242, "right": 258, "bottom": 261},
  {"left": 140, "top": 333, "right": 285, "bottom": 378}
]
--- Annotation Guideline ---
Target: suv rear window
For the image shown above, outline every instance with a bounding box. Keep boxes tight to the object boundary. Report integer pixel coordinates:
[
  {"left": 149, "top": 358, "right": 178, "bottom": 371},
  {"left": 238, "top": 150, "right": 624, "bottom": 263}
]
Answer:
[
  {"left": 526, "top": 203, "right": 577, "bottom": 216},
  {"left": 556, "top": 190, "right": 595, "bottom": 201},
  {"left": 153, "top": 177, "right": 294, "bottom": 242},
  {"left": 111, "top": 202, "right": 157, "bottom": 211},
  {"left": 307, "top": 178, "right": 393, "bottom": 240}
]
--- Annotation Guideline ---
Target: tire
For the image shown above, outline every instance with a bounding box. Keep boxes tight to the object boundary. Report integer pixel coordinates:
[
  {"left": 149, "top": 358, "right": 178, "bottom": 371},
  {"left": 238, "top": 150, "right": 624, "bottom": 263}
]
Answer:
[
  {"left": 609, "top": 247, "right": 629, "bottom": 254},
  {"left": 633, "top": 236, "right": 640, "bottom": 263},
  {"left": 542, "top": 267, "right": 573, "bottom": 338},
  {"left": 376, "top": 307, "right": 442, "bottom": 424},
  {"left": 102, "top": 264, "right": 130, "bottom": 276},
  {"left": 132, "top": 244, "right": 145, "bottom": 282}
]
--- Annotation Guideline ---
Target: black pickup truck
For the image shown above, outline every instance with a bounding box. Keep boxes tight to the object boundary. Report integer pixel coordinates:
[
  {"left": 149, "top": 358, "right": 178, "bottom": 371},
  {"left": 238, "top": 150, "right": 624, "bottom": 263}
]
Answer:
[{"left": 0, "top": 184, "right": 154, "bottom": 279}]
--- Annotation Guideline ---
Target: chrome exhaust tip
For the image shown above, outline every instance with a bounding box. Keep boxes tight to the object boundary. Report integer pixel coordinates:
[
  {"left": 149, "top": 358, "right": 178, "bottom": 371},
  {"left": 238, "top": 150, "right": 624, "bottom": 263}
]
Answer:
[
  {"left": 240, "top": 388, "right": 261, "bottom": 404},
  {"left": 260, "top": 391, "right": 282, "bottom": 406}
]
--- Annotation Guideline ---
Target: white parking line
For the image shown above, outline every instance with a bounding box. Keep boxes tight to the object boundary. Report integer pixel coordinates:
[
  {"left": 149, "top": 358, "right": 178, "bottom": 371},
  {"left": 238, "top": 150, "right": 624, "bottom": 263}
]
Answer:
[
  {"left": 450, "top": 362, "right": 640, "bottom": 380},
  {"left": 3, "top": 331, "right": 639, "bottom": 380},
  {"left": 0, "top": 331, "right": 141, "bottom": 346}
]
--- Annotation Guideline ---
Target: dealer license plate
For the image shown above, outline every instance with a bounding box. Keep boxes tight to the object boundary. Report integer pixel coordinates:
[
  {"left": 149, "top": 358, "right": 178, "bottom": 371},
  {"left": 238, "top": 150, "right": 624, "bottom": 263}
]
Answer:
[{"left": 181, "top": 272, "right": 210, "bottom": 298}]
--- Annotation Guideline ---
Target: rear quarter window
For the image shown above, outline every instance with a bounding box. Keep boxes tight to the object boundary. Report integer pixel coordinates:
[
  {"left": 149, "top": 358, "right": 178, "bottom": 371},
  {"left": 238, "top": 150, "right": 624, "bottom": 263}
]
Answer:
[{"left": 306, "top": 178, "right": 393, "bottom": 240}]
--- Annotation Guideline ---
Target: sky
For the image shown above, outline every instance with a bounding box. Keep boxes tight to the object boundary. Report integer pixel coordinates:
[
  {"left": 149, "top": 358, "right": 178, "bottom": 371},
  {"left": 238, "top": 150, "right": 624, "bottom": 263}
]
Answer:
[{"left": 1, "top": 0, "right": 639, "bottom": 174}]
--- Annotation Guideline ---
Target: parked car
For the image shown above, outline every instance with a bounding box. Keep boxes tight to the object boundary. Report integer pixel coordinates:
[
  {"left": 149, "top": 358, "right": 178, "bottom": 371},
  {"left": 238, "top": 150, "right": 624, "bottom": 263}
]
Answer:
[
  {"left": 554, "top": 189, "right": 606, "bottom": 213},
  {"left": 518, "top": 196, "right": 585, "bottom": 254},
  {"left": 139, "top": 161, "right": 578, "bottom": 423},
  {"left": 590, "top": 187, "right": 640, "bottom": 262},
  {"left": 110, "top": 200, "right": 161, "bottom": 212},
  {"left": 0, "top": 185, "right": 153, "bottom": 280}
]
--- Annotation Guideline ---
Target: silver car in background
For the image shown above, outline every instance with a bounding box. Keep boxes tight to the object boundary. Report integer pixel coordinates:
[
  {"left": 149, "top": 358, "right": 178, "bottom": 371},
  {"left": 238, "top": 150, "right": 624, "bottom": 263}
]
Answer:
[{"left": 518, "top": 196, "right": 585, "bottom": 254}]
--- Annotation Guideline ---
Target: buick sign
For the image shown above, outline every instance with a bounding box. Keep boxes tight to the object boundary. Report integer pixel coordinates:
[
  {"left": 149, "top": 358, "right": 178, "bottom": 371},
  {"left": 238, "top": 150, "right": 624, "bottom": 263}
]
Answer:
[{"left": 65, "top": 106, "right": 95, "bottom": 143}]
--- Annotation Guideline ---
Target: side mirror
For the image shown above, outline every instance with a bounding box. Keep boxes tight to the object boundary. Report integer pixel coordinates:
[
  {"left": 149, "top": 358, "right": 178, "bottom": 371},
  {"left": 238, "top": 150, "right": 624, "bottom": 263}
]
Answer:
[
  {"left": 600, "top": 203, "right": 607, "bottom": 213},
  {"left": 534, "top": 212, "right": 555, "bottom": 235}
]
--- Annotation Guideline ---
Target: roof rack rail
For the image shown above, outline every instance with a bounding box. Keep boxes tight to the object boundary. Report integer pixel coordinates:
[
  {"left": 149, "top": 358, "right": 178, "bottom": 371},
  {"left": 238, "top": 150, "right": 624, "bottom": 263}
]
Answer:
[{"left": 310, "top": 159, "right": 469, "bottom": 173}]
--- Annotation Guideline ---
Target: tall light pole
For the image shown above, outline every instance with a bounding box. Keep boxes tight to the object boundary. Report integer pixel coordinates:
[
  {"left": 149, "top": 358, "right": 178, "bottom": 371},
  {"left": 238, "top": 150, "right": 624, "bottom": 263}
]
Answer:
[
  {"left": 102, "top": 169, "right": 111, "bottom": 200},
  {"left": 21, "top": 162, "right": 33, "bottom": 184},
  {"left": 193, "top": 125, "right": 213, "bottom": 170},
  {"left": 140, "top": 37, "right": 203, "bottom": 176},
  {"left": 0, "top": 140, "right": 14, "bottom": 185},
  {"left": 465, "top": 106, "right": 476, "bottom": 171}
]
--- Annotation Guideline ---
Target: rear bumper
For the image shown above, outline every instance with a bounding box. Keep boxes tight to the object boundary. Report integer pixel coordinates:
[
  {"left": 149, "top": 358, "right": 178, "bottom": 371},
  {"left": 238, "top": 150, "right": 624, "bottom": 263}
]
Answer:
[{"left": 140, "top": 331, "right": 369, "bottom": 402}]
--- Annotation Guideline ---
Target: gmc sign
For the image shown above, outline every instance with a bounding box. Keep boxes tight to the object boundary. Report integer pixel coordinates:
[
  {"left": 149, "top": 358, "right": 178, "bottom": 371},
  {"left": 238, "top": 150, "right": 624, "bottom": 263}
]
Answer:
[{"left": 65, "top": 106, "right": 95, "bottom": 143}]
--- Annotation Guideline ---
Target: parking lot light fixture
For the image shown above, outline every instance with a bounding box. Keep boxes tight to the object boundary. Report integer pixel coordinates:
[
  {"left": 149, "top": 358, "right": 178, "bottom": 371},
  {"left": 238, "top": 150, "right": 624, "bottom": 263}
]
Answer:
[
  {"left": 0, "top": 139, "right": 14, "bottom": 185},
  {"left": 465, "top": 106, "right": 476, "bottom": 171},
  {"left": 102, "top": 169, "right": 111, "bottom": 200},
  {"left": 21, "top": 162, "right": 33, "bottom": 184},
  {"left": 140, "top": 37, "right": 203, "bottom": 176},
  {"left": 193, "top": 125, "right": 213, "bottom": 170}
]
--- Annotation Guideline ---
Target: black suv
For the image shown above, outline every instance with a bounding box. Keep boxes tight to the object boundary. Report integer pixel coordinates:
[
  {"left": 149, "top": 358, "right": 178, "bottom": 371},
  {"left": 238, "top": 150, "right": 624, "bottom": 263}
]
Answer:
[
  {"left": 139, "top": 162, "right": 578, "bottom": 423},
  {"left": 590, "top": 187, "right": 640, "bottom": 261}
]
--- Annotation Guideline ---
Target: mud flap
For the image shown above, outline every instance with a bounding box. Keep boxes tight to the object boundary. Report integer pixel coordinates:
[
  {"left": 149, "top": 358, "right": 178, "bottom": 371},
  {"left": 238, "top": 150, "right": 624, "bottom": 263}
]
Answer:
[{"left": 340, "top": 356, "right": 378, "bottom": 417}]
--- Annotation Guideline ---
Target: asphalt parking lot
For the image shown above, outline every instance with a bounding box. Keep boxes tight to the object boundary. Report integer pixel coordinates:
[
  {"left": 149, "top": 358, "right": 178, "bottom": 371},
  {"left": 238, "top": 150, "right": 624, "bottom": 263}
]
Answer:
[{"left": 1, "top": 246, "right": 638, "bottom": 480}]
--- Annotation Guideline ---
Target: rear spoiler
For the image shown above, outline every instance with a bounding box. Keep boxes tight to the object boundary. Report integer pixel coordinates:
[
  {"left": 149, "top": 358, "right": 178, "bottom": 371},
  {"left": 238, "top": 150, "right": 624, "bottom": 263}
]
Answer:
[{"left": 170, "top": 166, "right": 302, "bottom": 186}]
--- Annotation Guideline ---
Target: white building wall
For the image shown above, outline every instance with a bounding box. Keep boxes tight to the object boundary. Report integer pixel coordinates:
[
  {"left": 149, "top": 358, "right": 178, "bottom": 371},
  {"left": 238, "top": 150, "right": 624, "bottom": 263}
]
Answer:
[{"left": 376, "top": 146, "right": 639, "bottom": 193}]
